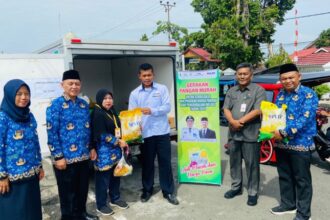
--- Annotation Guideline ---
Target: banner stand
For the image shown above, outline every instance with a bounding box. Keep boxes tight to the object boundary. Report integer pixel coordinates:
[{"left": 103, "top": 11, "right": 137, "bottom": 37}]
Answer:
[{"left": 176, "top": 69, "right": 221, "bottom": 185}]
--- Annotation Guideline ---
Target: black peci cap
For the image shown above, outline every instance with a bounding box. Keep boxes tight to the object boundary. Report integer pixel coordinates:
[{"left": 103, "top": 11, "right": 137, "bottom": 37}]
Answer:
[
  {"left": 279, "top": 63, "right": 298, "bottom": 75},
  {"left": 62, "top": 70, "right": 81, "bottom": 81}
]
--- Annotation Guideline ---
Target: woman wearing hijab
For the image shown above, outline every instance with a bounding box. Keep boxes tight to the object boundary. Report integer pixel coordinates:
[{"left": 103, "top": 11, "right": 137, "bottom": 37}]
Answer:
[
  {"left": 0, "top": 79, "right": 44, "bottom": 220},
  {"left": 90, "top": 89, "right": 129, "bottom": 216}
]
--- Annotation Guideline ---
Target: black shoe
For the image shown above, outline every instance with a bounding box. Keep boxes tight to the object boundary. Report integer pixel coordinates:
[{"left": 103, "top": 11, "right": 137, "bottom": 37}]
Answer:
[
  {"left": 96, "top": 205, "right": 114, "bottom": 216},
  {"left": 141, "top": 192, "right": 152, "bottom": 202},
  {"left": 81, "top": 212, "right": 99, "bottom": 220},
  {"left": 293, "top": 215, "right": 311, "bottom": 220},
  {"left": 247, "top": 195, "right": 258, "bottom": 206},
  {"left": 163, "top": 194, "right": 179, "bottom": 205},
  {"left": 110, "top": 200, "right": 129, "bottom": 209},
  {"left": 224, "top": 189, "right": 242, "bottom": 199},
  {"left": 270, "top": 205, "right": 297, "bottom": 215}
]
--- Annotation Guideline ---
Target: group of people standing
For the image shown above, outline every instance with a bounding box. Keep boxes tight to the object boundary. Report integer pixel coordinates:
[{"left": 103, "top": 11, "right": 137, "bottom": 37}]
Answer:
[
  {"left": 0, "top": 61, "right": 318, "bottom": 220},
  {"left": 223, "top": 63, "right": 317, "bottom": 220},
  {"left": 0, "top": 63, "right": 178, "bottom": 220}
]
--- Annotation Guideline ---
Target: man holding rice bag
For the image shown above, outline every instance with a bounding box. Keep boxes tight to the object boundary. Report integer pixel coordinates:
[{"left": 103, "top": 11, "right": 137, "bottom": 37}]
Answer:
[
  {"left": 258, "top": 101, "right": 287, "bottom": 142},
  {"left": 270, "top": 63, "right": 318, "bottom": 220},
  {"left": 128, "top": 63, "right": 179, "bottom": 205},
  {"left": 223, "top": 63, "right": 266, "bottom": 206}
]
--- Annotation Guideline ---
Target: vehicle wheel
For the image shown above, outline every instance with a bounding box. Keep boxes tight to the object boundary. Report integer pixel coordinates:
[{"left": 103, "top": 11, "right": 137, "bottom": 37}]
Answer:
[{"left": 260, "top": 140, "right": 273, "bottom": 164}]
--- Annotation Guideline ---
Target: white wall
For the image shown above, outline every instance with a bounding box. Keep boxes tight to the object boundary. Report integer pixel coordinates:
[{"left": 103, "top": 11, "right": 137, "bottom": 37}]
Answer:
[{"left": 0, "top": 55, "right": 65, "bottom": 156}]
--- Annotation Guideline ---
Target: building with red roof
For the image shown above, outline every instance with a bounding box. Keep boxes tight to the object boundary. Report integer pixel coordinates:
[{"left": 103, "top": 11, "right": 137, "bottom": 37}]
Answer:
[
  {"left": 182, "top": 47, "right": 221, "bottom": 70},
  {"left": 290, "top": 47, "right": 330, "bottom": 72}
]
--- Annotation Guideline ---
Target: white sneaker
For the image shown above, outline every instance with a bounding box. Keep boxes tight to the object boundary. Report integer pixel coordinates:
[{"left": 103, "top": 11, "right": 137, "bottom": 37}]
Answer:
[{"left": 325, "top": 157, "right": 330, "bottom": 163}]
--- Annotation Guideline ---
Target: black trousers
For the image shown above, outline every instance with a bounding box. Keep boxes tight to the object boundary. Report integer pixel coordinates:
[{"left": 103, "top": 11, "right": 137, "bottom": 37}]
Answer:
[
  {"left": 0, "top": 175, "right": 42, "bottom": 220},
  {"left": 275, "top": 148, "right": 313, "bottom": 219},
  {"left": 141, "top": 134, "right": 174, "bottom": 195},
  {"left": 95, "top": 166, "right": 120, "bottom": 209},
  {"left": 53, "top": 160, "right": 90, "bottom": 220}
]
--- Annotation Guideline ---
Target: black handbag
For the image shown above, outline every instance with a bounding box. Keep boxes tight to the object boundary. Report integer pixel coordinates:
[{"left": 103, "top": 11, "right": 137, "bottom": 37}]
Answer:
[{"left": 313, "top": 130, "right": 330, "bottom": 161}]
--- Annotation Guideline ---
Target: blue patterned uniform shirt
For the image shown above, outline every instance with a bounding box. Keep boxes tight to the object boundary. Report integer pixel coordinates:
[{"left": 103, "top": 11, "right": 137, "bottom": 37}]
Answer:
[
  {"left": 0, "top": 112, "right": 42, "bottom": 182},
  {"left": 94, "top": 134, "right": 121, "bottom": 171},
  {"left": 46, "top": 95, "right": 90, "bottom": 164},
  {"left": 275, "top": 85, "right": 318, "bottom": 151},
  {"left": 128, "top": 82, "right": 171, "bottom": 138}
]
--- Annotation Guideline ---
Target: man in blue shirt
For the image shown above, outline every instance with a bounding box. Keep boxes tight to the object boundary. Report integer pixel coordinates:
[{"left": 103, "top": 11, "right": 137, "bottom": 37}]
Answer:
[
  {"left": 129, "top": 63, "right": 179, "bottom": 205},
  {"left": 270, "top": 63, "right": 318, "bottom": 220}
]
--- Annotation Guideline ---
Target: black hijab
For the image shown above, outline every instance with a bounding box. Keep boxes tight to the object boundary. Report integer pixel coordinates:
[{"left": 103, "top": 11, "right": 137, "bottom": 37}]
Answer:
[
  {"left": 91, "top": 89, "right": 120, "bottom": 143},
  {"left": 0, "top": 79, "right": 31, "bottom": 122}
]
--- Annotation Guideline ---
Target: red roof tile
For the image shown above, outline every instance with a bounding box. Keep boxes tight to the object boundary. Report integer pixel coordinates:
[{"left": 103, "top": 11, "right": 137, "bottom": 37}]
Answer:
[
  {"left": 290, "top": 47, "right": 317, "bottom": 59},
  {"left": 290, "top": 47, "right": 330, "bottom": 65},
  {"left": 183, "top": 47, "right": 221, "bottom": 62}
]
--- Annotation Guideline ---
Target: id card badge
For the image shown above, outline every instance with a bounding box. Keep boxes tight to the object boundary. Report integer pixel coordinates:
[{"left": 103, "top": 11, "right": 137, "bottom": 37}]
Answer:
[
  {"left": 240, "top": 103, "right": 247, "bottom": 112},
  {"left": 115, "top": 128, "right": 121, "bottom": 138}
]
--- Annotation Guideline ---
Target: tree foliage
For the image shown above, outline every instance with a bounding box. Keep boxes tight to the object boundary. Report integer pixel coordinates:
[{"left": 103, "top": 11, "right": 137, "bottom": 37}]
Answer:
[
  {"left": 183, "top": 0, "right": 295, "bottom": 68},
  {"left": 185, "top": 62, "right": 210, "bottom": 70},
  {"left": 265, "top": 46, "right": 292, "bottom": 68},
  {"left": 315, "top": 28, "right": 330, "bottom": 48},
  {"left": 152, "top": 21, "right": 188, "bottom": 43},
  {"left": 314, "top": 84, "right": 330, "bottom": 99},
  {"left": 140, "top": 34, "right": 149, "bottom": 41}
]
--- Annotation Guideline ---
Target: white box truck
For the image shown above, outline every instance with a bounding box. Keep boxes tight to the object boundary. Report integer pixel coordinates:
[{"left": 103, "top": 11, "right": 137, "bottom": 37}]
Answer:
[{"left": 0, "top": 37, "right": 179, "bottom": 155}]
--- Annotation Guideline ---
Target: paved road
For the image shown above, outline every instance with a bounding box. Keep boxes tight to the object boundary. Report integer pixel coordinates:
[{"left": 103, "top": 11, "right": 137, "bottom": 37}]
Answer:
[{"left": 41, "top": 127, "right": 330, "bottom": 220}]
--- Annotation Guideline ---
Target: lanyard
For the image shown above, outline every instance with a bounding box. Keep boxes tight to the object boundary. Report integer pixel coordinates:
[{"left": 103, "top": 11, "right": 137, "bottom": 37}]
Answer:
[{"left": 95, "top": 104, "right": 119, "bottom": 128}]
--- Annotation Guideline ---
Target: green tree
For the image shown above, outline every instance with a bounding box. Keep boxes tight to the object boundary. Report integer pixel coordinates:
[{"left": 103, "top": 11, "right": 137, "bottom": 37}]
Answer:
[
  {"left": 315, "top": 28, "right": 330, "bottom": 48},
  {"left": 185, "top": 0, "right": 295, "bottom": 68},
  {"left": 265, "top": 46, "right": 292, "bottom": 68},
  {"left": 152, "top": 21, "right": 188, "bottom": 43},
  {"left": 314, "top": 84, "right": 330, "bottom": 99},
  {"left": 185, "top": 62, "right": 210, "bottom": 71},
  {"left": 140, "top": 33, "right": 149, "bottom": 41}
]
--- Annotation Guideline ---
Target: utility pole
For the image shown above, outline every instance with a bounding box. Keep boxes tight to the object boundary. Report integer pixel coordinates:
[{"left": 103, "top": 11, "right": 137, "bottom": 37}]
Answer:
[{"left": 160, "top": 1, "right": 176, "bottom": 42}]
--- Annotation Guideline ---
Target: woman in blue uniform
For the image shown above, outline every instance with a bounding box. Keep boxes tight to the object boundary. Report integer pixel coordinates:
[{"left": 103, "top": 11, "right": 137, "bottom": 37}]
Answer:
[
  {"left": 0, "top": 79, "right": 44, "bottom": 220},
  {"left": 90, "top": 89, "right": 129, "bottom": 216}
]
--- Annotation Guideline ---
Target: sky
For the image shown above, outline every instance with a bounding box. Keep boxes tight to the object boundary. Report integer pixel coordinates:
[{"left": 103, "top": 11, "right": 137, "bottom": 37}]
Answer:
[{"left": 0, "top": 0, "right": 329, "bottom": 54}]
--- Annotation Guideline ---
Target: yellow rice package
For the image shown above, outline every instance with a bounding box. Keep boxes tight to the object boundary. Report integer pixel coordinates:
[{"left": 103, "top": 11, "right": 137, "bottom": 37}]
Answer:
[
  {"left": 258, "top": 101, "right": 287, "bottom": 142},
  {"left": 119, "top": 108, "right": 143, "bottom": 144}
]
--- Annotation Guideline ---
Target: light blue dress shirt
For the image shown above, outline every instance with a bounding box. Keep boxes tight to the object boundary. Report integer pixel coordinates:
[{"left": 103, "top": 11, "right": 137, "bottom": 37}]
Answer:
[{"left": 128, "top": 82, "right": 171, "bottom": 138}]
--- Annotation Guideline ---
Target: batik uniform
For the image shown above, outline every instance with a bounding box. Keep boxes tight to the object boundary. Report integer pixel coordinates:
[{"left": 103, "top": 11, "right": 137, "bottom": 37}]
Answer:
[
  {"left": 276, "top": 85, "right": 318, "bottom": 151},
  {"left": 0, "top": 112, "right": 42, "bottom": 181},
  {"left": 46, "top": 95, "right": 90, "bottom": 163},
  {"left": 94, "top": 134, "right": 121, "bottom": 171}
]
